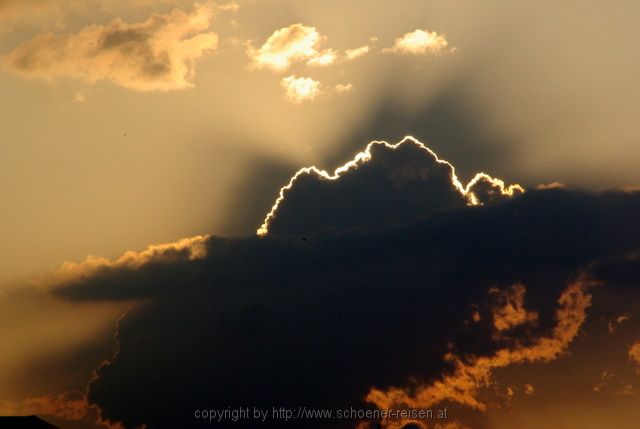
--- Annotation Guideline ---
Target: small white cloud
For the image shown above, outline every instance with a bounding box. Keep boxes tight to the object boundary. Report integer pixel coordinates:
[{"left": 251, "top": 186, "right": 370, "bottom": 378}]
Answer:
[
  {"left": 247, "top": 24, "right": 326, "bottom": 72},
  {"left": 344, "top": 45, "right": 370, "bottom": 61},
  {"left": 280, "top": 75, "right": 321, "bottom": 103},
  {"left": 334, "top": 83, "right": 353, "bottom": 95},
  {"left": 385, "top": 29, "right": 451, "bottom": 55},
  {"left": 306, "top": 49, "right": 338, "bottom": 67}
]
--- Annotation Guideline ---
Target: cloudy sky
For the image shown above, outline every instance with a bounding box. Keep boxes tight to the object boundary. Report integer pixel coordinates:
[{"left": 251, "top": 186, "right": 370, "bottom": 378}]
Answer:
[{"left": 1, "top": 1, "right": 640, "bottom": 428}]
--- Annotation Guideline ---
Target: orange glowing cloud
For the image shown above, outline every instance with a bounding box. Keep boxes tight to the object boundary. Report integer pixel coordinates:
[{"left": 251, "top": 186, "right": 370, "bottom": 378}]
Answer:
[
  {"left": 490, "top": 283, "right": 538, "bottom": 334},
  {"left": 2, "top": 3, "right": 218, "bottom": 91},
  {"left": 0, "top": 391, "right": 128, "bottom": 428},
  {"left": 628, "top": 340, "right": 640, "bottom": 372},
  {"left": 0, "top": 392, "right": 89, "bottom": 421},
  {"left": 366, "top": 277, "right": 594, "bottom": 427}
]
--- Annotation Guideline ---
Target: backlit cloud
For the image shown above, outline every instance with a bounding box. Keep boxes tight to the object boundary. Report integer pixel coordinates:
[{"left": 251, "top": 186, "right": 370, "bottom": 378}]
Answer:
[
  {"left": 280, "top": 75, "right": 321, "bottom": 103},
  {"left": 52, "top": 186, "right": 640, "bottom": 429},
  {"left": 38, "top": 137, "right": 640, "bottom": 428},
  {"left": 384, "top": 29, "right": 451, "bottom": 56},
  {"left": 257, "top": 136, "right": 523, "bottom": 236},
  {"left": 2, "top": 3, "right": 218, "bottom": 91}
]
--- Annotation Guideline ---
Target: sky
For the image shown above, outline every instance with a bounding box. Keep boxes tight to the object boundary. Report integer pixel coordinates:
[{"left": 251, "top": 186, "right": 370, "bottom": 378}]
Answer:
[{"left": 1, "top": 1, "right": 640, "bottom": 429}]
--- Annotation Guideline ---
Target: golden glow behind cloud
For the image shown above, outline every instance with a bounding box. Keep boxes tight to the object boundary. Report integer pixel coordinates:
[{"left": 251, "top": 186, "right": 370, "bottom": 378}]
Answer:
[
  {"left": 257, "top": 136, "right": 524, "bottom": 235},
  {"left": 2, "top": 3, "right": 218, "bottom": 91}
]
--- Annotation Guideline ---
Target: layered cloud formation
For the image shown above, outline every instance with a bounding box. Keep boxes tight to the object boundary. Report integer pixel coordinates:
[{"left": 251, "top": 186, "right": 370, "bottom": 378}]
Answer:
[
  {"left": 33, "top": 138, "right": 640, "bottom": 429},
  {"left": 2, "top": 3, "right": 218, "bottom": 91}
]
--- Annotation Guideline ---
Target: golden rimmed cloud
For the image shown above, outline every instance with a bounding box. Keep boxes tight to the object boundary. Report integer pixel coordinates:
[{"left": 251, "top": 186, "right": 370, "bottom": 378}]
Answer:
[{"left": 257, "top": 136, "right": 524, "bottom": 236}]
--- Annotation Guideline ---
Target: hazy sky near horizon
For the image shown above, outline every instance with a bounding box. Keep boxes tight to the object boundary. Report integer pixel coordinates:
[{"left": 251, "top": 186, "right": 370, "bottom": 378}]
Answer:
[{"left": 2, "top": 0, "right": 640, "bottom": 285}]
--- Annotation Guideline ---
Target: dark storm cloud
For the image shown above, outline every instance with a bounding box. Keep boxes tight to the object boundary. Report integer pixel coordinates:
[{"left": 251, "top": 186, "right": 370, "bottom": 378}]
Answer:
[{"left": 50, "top": 185, "right": 640, "bottom": 428}]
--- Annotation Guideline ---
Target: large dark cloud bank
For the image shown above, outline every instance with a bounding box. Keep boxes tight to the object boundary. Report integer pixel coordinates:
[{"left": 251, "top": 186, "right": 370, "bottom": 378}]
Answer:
[{"left": 52, "top": 139, "right": 640, "bottom": 429}]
